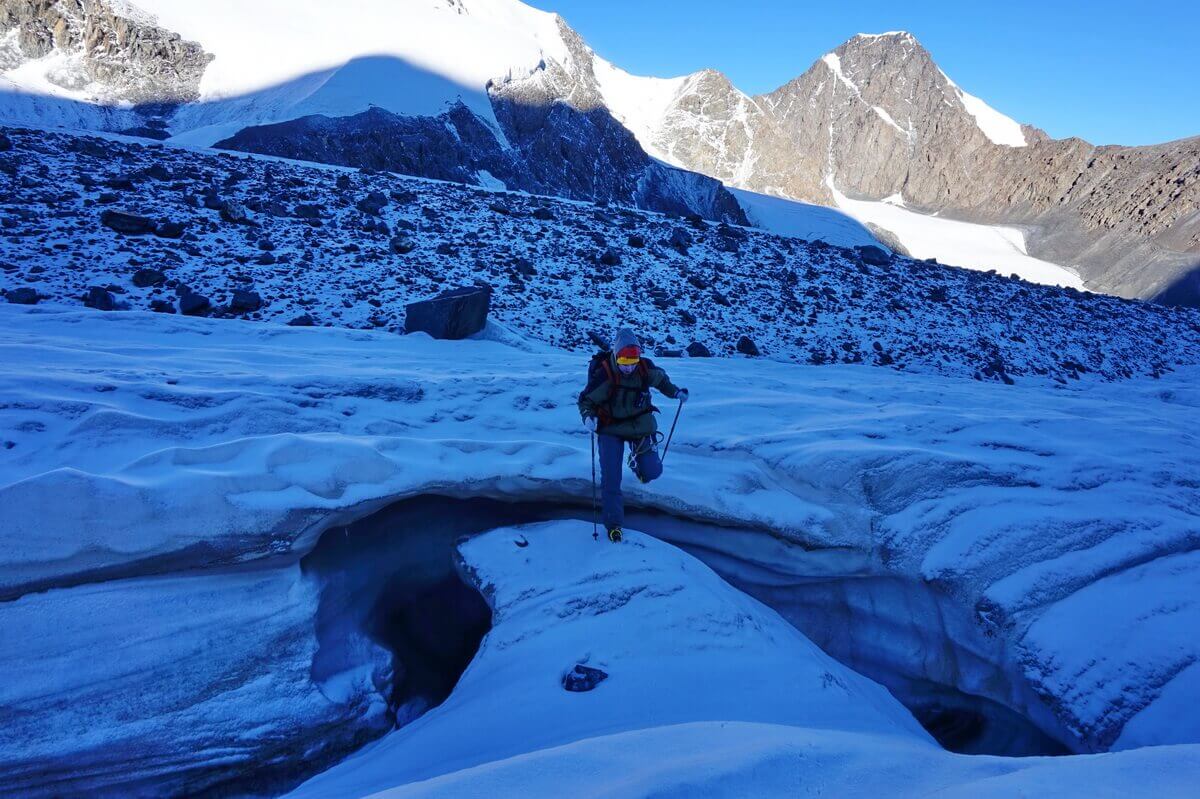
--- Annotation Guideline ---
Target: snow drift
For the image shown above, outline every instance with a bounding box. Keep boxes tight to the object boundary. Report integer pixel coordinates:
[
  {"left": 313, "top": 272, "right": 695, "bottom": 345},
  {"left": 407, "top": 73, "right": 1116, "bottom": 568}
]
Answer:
[{"left": 1, "top": 305, "right": 1198, "bottom": 794}]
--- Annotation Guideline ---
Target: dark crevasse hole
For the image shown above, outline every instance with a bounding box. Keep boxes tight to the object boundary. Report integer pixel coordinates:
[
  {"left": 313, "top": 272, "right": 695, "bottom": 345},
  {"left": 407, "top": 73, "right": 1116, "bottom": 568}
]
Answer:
[
  {"left": 297, "top": 493, "right": 1067, "bottom": 786},
  {"left": 620, "top": 508, "right": 1073, "bottom": 758},
  {"left": 301, "top": 496, "right": 554, "bottom": 727}
]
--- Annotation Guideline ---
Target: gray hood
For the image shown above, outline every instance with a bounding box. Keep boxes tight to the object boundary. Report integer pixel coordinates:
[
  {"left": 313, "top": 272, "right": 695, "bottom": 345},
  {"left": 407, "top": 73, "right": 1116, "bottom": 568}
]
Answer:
[{"left": 612, "top": 327, "right": 640, "bottom": 353}]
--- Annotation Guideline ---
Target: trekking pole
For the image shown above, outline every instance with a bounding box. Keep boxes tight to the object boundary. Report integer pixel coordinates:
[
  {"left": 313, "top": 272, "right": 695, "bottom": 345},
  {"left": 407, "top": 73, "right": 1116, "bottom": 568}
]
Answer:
[
  {"left": 660, "top": 397, "right": 685, "bottom": 464},
  {"left": 590, "top": 431, "right": 599, "bottom": 541}
]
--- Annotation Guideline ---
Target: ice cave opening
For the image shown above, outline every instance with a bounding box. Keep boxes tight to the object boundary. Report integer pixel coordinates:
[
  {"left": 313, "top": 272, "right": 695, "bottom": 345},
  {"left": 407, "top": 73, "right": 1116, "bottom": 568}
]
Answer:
[{"left": 299, "top": 494, "right": 1069, "bottom": 766}]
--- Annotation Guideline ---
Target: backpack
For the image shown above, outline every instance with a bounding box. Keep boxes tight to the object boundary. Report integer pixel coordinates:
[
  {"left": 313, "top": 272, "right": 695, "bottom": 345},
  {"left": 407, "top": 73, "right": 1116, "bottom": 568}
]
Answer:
[{"left": 580, "top": 350, "right": 656, "bottom": 425}]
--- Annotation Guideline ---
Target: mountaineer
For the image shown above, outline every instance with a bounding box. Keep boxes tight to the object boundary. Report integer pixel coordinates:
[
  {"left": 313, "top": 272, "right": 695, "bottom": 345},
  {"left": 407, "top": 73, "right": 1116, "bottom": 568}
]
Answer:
[{"left": 579, "top": 327, "right": 688, "bottom": 543}]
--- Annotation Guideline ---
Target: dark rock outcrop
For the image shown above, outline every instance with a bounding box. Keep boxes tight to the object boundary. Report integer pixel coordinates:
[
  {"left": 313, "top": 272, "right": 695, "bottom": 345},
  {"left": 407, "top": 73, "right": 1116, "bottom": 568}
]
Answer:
[
  {"left": 100, "top": 209, "right": 154, "bottom": 235},
  {"left": 562, "top": 664, "right": 608, "bottom": 693}
]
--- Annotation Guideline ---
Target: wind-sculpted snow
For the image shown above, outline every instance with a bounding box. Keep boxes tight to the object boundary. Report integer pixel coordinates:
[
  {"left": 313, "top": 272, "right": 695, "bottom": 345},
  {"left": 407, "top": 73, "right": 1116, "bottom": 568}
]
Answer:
[
  {"left": 2, "top": 127, "right": 1200, "bottom": 385},
  {"left": 287, "top": 522, "right": 931, "bottom": 797},
  {"left": 0, "top": 306, "right": 1197, "bottom": 796}
]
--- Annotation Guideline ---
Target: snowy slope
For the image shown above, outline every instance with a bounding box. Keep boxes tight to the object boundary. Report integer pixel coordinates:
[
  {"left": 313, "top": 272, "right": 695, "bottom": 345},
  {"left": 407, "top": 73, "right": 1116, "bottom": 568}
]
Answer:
[
  {"left": 1, "top": 305, "right": 1198, "bottom": 796},
  {"left": 4, "top": 127, "right": 1198, "bottom": 385},
  {"left": 136, "top": 0, "right": 569, "bottom": 146},
  {"left": 731, "top": 186, "right": 880, "bottom": 248},
  {"left": 938, "top": 67, "right": 1028, "bottom": 147},
  {"left": 827, "top": 179, "right": 1085, "bottom": 289}
]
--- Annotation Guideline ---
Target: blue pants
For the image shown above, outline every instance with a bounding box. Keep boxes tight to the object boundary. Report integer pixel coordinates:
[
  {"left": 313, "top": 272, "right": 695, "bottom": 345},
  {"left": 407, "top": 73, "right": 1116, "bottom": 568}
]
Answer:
[{"left": 597, "top": 434, "right": 663, "bottom": 529}]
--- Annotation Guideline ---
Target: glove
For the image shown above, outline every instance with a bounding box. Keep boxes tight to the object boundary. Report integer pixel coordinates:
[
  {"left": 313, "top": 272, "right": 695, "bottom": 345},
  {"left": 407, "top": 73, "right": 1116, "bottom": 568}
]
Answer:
[
  {"left": 583, "top": 416, "right": 598, "bottom": 432},
  {"left": 676, "top": 388, "right": 689, "bottom": 402}
]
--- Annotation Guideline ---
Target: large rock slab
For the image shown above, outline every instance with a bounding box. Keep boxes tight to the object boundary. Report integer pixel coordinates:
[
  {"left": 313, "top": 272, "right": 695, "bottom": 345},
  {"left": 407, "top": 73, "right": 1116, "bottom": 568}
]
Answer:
[{"left": 404, "top": 285, "right": 492, "bottom": 340}]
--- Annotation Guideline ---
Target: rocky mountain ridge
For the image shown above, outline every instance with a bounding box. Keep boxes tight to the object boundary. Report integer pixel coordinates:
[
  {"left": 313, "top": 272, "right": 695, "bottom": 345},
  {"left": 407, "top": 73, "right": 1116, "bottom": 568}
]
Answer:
[
  {"left": 600, "top": 32, "right": 1200, "bottom": 304},
  {"left": 0, "top": 2, "right": 1196, "bottom": 304}
]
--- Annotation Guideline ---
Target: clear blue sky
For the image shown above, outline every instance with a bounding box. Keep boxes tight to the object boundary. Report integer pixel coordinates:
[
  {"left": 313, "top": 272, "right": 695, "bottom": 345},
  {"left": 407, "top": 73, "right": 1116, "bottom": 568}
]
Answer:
[{"left": 524, "top": 0, "right": 1197, "bottom": 146}]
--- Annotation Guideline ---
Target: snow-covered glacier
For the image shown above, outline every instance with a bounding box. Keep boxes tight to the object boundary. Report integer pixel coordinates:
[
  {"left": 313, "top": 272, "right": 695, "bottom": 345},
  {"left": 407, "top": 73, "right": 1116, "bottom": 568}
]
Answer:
[{"left": 1, "top": 305, "right": 1198, "bottom": 796}]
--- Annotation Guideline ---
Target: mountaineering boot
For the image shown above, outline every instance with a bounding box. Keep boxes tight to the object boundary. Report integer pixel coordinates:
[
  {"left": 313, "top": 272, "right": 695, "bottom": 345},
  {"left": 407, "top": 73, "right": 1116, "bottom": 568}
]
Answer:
[{"left": 607, "top": 526, "right": 623, "bottom": 543}]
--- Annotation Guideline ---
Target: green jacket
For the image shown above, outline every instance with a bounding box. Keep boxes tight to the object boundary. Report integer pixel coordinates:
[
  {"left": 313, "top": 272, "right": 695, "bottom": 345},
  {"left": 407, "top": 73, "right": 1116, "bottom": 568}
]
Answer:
[{"left": 578, "top": 356, "right": 682, "bottom": 441}]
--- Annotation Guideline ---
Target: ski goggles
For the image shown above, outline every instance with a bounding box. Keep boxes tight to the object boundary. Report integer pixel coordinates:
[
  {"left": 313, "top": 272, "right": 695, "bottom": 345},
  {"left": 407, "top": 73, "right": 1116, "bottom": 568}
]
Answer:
[{"left": 615, "top": 345, "right": 642, "bottom": 366}]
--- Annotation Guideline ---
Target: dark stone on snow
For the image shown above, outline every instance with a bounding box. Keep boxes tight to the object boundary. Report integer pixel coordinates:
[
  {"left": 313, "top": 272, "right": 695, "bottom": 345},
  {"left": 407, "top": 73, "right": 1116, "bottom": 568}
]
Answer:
[
  {"left": 335, "top": 174, "right": 352, "bottom": 191},
  {"left": 598, "top": 248, "right": 621, "bottom": 267},
  {"left": 404, "top": 285, "right": 492, "bottom": 340},
  {"left": 857, "top": 245, "right": 892, "bottom": 266},
  {"left": 101, "top": 209, "right": 155, "bottom": 235},
  {"left": 736, "top": 335, "right": 761, "bottom": 356},
  {"left": 229, "top": 290, "right": 263, "bottom": 313},
  {"left": 686, "top": 342, "right": 712, "bottom": 358},
  {"left": 390, "top": 236, "right": 416, "bottom": 254},
  {"left": 155, "top": 220, "right": 185, "bottom": 239},
  {"left": 562, "top": 663, "right": 608, "bottom": 692},
  {"left": 132, "top": 268, "right": 166, "bottom": 288},
  {"left": 149, "top": 299, "right": 176, "bottom": 314},
  {"left": 84, "top": 286, "right": 115, "bottom": 311},
  {"left": 928, "top": 285, "right": 949, "bottom": 303},
  {"left": 668, "top": 227, "right": 692, "bottom": 254},
  {"left": 678, "top": 309, "right": 696, "bottom": 325},
  {"left": 104, "top": 176, "right": 137, "bottom": 192},
  {"left": 287, "top": 313, "right": 315, "bottom": 327},
  {"left": 179, "top": 292, "right": 211, "bottom": 316},
  {"left": 220, "top": 200, "right": 253, "bottom": 225},
  {"left": 627, "top": 233, "right": 645, "bottom": 248},
  {"left": 356, "top": 191, "right": 389, "bottom": 216},
  {"left": 532, "top": 207, "right": 554, "bottom": 221},
  {"left": 0, "top": 133, "right": 10, "bottom": 152},
  {"left": 294, "top": 203, "right": 324, "bottom": 219},
  {"left": 5, "top": 287, "right": 38, "bottom": 304}
]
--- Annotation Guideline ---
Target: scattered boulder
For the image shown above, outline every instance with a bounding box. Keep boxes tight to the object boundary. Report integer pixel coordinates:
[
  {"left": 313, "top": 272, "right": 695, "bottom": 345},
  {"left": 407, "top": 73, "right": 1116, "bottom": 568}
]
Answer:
[
  {"left": 5, "top": 287, "right": 38, "bottom": 304},
  {"left": 83, "top": 286, "right": 115, "bottom": 311},
  {"left": 736, "top": 335, "right": 761, "bottom": 356},
  {"left": 155, "top": 220, "right": 185, "bottom": 239},
  {"left": 627, "top": 234, "right": 645, "bottom": 248},
  {"left": 100, "top": 210, "right": 155, "bottom": 235},
  {"left": 532, "top": 207, "right": 554, "bottom": 221},
  {"left": 149, "top": 299, "right": 176, "bottom": 314},
  {"left": 390, "top": 236, "right": 416, "bottom": 254},
  {"left": 220, "top": 201, "right": 252, "bottom": 225},
  {"left": 132, "top": 268, "right": 166, "bottom": 288},
  {"left": 287, "top": 314, "right": 315, "bottom": 327},
  {"left": 356, "top": 191, "right": 389, "bottom": 216},
  {"left": 686, "top": 342, "right": 712, "bottom": 358},
  {"left": 857, "top": 245, "right": 892, "bottom": 266},
  {"left": 668, "top": 227, "right": 692, "bottom": 254},
  {"left": 0, "top": 133, "right": 10, "bottom": 152},
  {"left": 294, "top": 203, "right": 324, "bottom": 219},
  {"left": 228, "top": 290, "right": 263, "bottom": 314},
  {"left": 404, "top": 285, "right": 492, "bottom": 340},
  {"left": 562, "top": 664, "right": 608, "bottom": 693},
  {"left": 179, "top": 291, "right": 211, "bottom": 316},
  {"left": 598, "top": 248, "right": 622, "bottom": 267}
]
